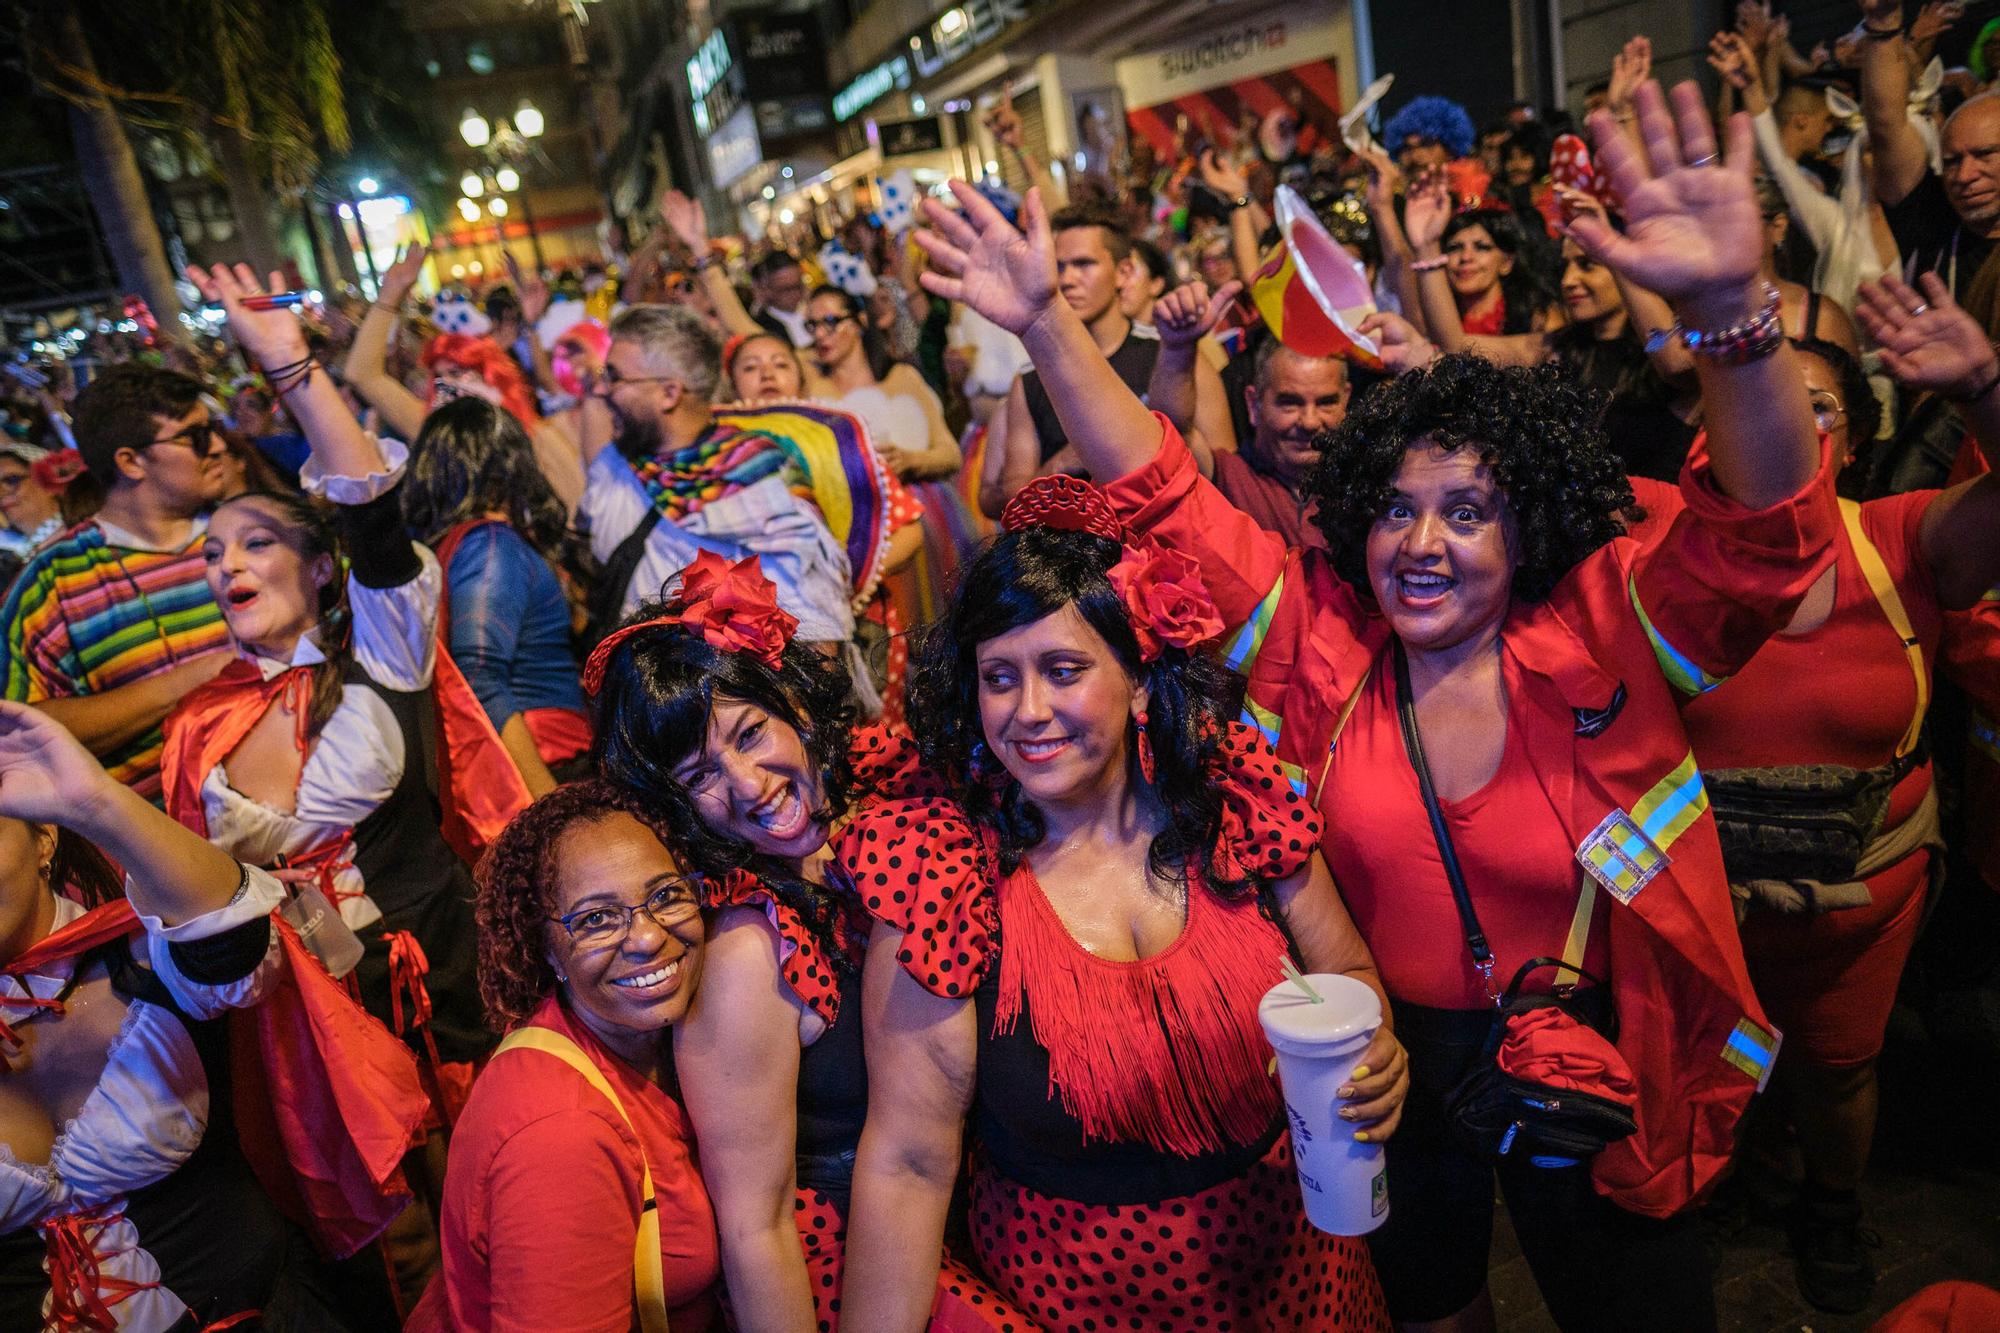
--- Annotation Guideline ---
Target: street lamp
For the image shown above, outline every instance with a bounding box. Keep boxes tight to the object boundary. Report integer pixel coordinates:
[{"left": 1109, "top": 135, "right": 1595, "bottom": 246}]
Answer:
[
  {"left": 457, "top": 197, "right": 481, "bottom": 222},
  {"left": 488, "top": 197, "right": 510, "bottom": 217},
  {"left": 356, "top": 176, "right": 380, "bottom": 195},
  {"left": 514, "top": 99, "right": 544, "bottom": 139},
  {"left": 460, "top": 172, "right": 485, "bottom": 198},
  {"left": 494, "top": 166, "right": 520, "bottom": 192},
  {"left": 459, "top": 108, "right": 491, "bottom": 148}
]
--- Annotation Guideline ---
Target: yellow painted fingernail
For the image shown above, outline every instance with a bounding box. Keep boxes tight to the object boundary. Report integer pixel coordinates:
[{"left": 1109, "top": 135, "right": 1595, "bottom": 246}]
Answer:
[
  {"left": 1351, "top": 1066, "right": 1370, "bottom": 1079},
  {"left": 1354, "top": 1131, "right": 1371, "bottom": 1142}
]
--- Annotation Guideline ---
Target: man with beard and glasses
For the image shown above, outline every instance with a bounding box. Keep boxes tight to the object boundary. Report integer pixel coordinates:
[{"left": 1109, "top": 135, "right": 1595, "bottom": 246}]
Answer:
[
  {"left": 0, "top": 365, "right": 233, "bottom": 802},
  {"left": 578, "top": 304, "right": 857, "bottom": 647},
  {"left": 1147, "top": 282, "right": 1352, "bottom": 548}
]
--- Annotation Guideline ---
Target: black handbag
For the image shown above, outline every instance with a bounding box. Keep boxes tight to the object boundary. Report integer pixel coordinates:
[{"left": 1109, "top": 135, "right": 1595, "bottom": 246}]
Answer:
[{"left": 1392, "top": 642, "right": 1639, "bottom": 1164}]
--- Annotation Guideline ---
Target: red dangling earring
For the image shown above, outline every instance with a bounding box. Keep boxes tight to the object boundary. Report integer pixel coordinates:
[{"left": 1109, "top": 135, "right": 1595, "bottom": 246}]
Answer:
[{"left": 1136, "top": 710, "right": 1157, "bottom": 785}]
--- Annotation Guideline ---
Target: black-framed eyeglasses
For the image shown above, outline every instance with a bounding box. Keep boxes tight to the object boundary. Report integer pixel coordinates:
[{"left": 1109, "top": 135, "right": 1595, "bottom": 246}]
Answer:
[
  {"left": 549, "top": 879, "right": 703, "bottom": 949},
  {"left": 143, "top": 420, "right": 222, "bottom": 458},
  {"left": 802, "top": 314, "right": 854, "bottom": 335}
]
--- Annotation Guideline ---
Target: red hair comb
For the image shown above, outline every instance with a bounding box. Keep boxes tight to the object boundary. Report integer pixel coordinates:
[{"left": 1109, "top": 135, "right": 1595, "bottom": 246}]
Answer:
[
  {"left": 1000, "top": 475, "right": 1125, "bottom": 543},
  {"left": 582, "top": 551, "right": 799, "bottom": 696}
]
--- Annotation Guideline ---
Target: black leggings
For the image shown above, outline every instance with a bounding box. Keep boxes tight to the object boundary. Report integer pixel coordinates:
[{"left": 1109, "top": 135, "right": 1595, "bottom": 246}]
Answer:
[{"left": 1366, "top": 1001, "right": 1718, "bottom": 1332}]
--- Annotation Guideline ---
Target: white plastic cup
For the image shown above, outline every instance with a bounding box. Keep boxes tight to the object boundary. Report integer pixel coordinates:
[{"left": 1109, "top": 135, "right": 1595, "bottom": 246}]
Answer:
[{"left": 1258, "top": 973, "right": 1389, "bottom": 1236}]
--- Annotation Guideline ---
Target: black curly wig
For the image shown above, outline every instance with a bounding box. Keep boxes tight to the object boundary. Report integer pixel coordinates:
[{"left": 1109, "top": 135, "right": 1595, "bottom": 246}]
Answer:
[
  {"left": 1306, "top": 353, "right": 1641, "bottom": 604},
  {"left": 906, "top": 526, "right": 1247, "bottom": 889},
  {"left": 589, "top": 607, "right": 859, "bottom": 965}
]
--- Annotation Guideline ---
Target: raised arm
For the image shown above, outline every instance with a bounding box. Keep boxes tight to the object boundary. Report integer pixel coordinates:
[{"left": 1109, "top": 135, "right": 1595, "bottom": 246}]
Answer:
[
  {"left": 1857, "top": 271, "right": 2000, "bottom": 607},
  {"left": 1858, "top": 2, "right": 1929, "bottom": 206},
  {"left": 340, "top": 246, "right": 430, "bottom": 441},
  {"left": 918, "top": 184, "right": 1164, "bottom": 480},
  {"left": 1198, "top": 149, "right": 1270, "bottom": 289},
  {"left": 1404, "top": 172, "right": 1552, "bottom": 367},
  {"left": 1570, "top": 80, "right": 1817, "bottom": 508},
  {"left": 0, "top": 702, "right": 242, "bottom": 924},
  {"left": 662, "top": 190, "right": 761, "bottom": 339},
  {"left": 188, "top": 264, "right": 389, "bottom": 480},
  {"left": 985, "top": 86, "right": 1064, "bottom": 207},
  {"left": 1145, "top": 280, "right": 1242, "bottom": 475}
]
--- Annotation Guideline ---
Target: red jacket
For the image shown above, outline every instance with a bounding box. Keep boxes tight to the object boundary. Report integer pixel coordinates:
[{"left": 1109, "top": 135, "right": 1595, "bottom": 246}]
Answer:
[{"left": 1103, "top": 418, "right": 1838, "bottom": 1217}]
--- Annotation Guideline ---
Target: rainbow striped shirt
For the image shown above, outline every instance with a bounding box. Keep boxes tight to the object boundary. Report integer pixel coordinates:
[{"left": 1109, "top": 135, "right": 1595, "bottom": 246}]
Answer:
[{"left": 0, "top": 520, "right": 227, "bottom": 801}]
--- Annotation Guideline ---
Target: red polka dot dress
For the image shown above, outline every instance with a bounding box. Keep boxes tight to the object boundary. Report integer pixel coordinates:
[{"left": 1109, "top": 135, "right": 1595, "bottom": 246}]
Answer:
[
  {"left": 700, "top": 725, "right": 1029, "bottom": 1332},
  {"left": 837, "top": 725, "right": 1391, "bottom": 1331}
]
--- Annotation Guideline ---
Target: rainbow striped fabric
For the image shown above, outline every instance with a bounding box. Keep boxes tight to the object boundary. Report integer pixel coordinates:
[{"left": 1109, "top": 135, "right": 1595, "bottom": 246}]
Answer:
[{"left": 1, "top": 522, "right": 228, "bottom": 800}]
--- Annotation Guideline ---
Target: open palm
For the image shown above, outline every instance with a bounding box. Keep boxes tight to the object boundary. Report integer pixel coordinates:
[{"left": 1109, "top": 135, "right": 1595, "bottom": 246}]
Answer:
[
  {"left": 1570, "top": 81, "right": 1762, "bottom": 313},
  {"left": 915, "top": 181, "right": 1058, "bottom": 338},
  {"left": 185, "top": 263, "right": 311, "bottom": 369},
  {"left": 0, "top": 702, "right": 109, "bottom": 826},
  {"left": 1856, "top": 272, "right": 1999, "bottom": 395}
]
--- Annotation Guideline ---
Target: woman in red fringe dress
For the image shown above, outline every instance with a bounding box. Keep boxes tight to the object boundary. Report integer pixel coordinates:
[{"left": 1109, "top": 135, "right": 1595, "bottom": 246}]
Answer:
[
  {"left": 586, "top": 555, "right": 1029, "bottom": 1331},
  {"left": 837, "top": 477, "right": 1404, "bottom": 1332}
]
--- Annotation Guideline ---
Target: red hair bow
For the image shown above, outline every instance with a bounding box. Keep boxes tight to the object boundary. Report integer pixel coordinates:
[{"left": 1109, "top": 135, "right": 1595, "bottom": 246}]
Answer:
[
  {"left": 582, "top": 550, "right": 799, "bottom": 696},
  {"left": 1001, "top": 476, "right": 1222, "bottom": 663},
  {"left": 31, "top": 449, "right": 84, "bottom": 492}
]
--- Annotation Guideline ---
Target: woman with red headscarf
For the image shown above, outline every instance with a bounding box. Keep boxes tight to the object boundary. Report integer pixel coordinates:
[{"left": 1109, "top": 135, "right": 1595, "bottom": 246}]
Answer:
[{"left": 344, "top": 244, "right": 586, "bottom": 511}]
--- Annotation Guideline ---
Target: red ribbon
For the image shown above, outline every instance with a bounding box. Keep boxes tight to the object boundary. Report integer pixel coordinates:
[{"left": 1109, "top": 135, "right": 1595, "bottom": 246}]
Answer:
[
  {"left": 279, "top": 831, "right": 359, "bottom": 914},
  {"left": 41, "top": 1204, "right": 161, "bottom": 1331}
]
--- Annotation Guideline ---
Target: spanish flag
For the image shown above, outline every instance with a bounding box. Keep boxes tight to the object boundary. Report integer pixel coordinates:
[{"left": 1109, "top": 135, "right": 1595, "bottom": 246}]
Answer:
[{"left": 1251, "top": 185, "right": 1383, "bottom": 370}]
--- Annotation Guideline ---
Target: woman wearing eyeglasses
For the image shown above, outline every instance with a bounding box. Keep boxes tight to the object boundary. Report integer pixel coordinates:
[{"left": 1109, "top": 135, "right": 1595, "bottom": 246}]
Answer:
[
  {"left": 1660, "top": 280, "right": 2000, "bottom": 1314},
  {"left": 416, "top": 781, "right": 725, "bottom": 1331}
]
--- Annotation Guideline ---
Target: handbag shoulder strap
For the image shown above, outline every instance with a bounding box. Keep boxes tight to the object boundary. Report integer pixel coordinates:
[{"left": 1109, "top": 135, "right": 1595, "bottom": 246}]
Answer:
[
  {"left": 1838, "top": 498, "right": 1929, "bottom": 759},
  {"left": 1392, "top": 640, "right": 1496, "bottom": 1001},
  {"left": 495, "top": 1026, "right": 672, "bottom": 1333}
]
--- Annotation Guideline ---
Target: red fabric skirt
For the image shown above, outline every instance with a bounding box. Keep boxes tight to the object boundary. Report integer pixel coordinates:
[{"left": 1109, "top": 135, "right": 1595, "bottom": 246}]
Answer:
[
  {"left": 794, "top": 1187, "right": 1032, "bottom": 1332},
  {"left": 968, "top": 1137, "right": 1390, "bottom": 1331}
]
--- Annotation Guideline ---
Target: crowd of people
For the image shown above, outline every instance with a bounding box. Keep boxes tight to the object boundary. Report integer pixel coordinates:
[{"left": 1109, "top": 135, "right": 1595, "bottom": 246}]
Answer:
[{"left": 0, "top": 4, "right": 1998, "bottom": 1329}]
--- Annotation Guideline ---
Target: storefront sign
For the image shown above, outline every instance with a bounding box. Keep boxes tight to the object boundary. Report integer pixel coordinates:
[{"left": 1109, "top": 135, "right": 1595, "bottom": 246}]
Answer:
[
  {"left": 836, "top": 55, "right": 910, "bottom": 123},
  {"left": 688, "top": 28, "right": 738, "bottom": 136},
  {"left": 1115, "top": 11, "right": 1343, "bottom": 110},
  {"left": 707, "top": 103, "right": 764, "bottom": 189},
  {"left": 875, "top": 116, "right": 946, "bottom": 157},
  {"left": 738, "top": 12, "right": 829, "bottom": 97}
]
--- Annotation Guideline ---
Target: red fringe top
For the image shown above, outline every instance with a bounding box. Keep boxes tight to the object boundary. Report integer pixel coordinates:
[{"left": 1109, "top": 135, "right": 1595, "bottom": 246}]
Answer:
[{"left": 838, "top": 724, "right": 1324, "bottom": 1157}]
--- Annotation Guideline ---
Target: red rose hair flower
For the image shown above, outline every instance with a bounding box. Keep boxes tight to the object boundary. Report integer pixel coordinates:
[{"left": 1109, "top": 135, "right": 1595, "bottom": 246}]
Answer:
[
  {"left": 1108, "top": 540, "right": 1224, "bottom": 661},
  {"left": 582, "top": 550, "right": 799, "bottom": 695}
]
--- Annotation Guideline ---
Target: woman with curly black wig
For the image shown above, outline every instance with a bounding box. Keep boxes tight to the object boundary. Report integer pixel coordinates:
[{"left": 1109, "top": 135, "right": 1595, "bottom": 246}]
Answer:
[
  {"left": 917, "top": 81, "right": 1836, "bottom": 1331},
  {"left": 586, "top": 556, "right": 1027, "bottom": 1331},
  {"left": 401, "top": 396, "right": 590, "bottom": 795},
  {"left": 837, "top": 479, "right": 1403, "bottom": 1331}
]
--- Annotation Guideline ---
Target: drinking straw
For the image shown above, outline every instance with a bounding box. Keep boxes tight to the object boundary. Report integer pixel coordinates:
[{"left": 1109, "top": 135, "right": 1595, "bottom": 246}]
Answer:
[{"left": 1280, "top": 955, "right": 1323, "bottom": 1002}]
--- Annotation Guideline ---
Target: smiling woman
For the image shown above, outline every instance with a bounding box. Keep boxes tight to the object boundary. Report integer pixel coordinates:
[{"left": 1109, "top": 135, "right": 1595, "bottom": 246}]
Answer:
[{"left": 419, "top": 782, "right": 724, "bottom": 1331}]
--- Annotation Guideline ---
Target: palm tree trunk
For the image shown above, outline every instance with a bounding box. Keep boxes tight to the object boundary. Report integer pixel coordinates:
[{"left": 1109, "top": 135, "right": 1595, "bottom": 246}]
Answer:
[
  {"left": 213, "top": 124, "right": 284, "bottom": 280},
  {"left": 52, "top": 6, "right": 186, "bottom": 343}
]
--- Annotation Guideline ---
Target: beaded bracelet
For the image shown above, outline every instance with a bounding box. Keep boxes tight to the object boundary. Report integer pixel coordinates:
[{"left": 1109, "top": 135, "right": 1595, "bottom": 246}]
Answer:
[
  {"left": 1411, "top": 255, "right": 1449, "bottom": 273},
  {"left": 1644, "top": 283, "right": 1783, "bottom": 365},
  {"left": 266, "top": 357, "right": 321, "bottom": 397}
]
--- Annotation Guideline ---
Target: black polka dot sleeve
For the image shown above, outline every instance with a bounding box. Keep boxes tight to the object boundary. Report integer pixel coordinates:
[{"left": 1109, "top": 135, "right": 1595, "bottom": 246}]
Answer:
[
  {"left": 831, "top": 797, "right": 998, "bottom": 999},
  {"left": 1208, "top": 722, "right": 1326, "bottom": 885}
]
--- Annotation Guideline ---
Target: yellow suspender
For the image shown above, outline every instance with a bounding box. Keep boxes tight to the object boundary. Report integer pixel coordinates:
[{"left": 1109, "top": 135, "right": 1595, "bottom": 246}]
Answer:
[
  {"left": 495, "top": 1027, "right": 672, "bottom": 1333},
  {"left": 1839, "top": 498, "right": 1930, "bottom": 759},
  {"left": 1552, "top": 876, "right": 1597, "bottom": 990}
]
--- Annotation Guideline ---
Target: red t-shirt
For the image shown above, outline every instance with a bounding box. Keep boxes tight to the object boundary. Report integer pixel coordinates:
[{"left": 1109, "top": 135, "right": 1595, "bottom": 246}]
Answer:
[
  {"left": 430, "top": 995, "right": 722, "bottom": 1332},
  {"left": 1323, "top": 655, "right": 1611, "bottom": 1009},
  {"left": 1210, "top": 450, "right": 1318, "bottom": 550}
]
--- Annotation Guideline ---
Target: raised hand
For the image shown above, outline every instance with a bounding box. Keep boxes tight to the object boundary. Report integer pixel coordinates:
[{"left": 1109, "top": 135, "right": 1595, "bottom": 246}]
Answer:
[
  {"left": 185, "top": 263, "right": 311, "bottom": 370},
  {"left": 1855, "top": 272, "right": 1999, "bottom": 396},
  {"left": 1358, "top": 310, "right": 1441, "bottom": 376},
  {"left": 660, "top": 188, "right": 710, "bottom": 255},
  {"left": 377, "top": 243, "right": 429, "bottom": 308},
  {"left": 1153, "top": 279, "right": 1242, "bottom": 350},
  {"left": 1736, "top": 0, "right": 1774, "bottom": 48},
  {"left": 1198, "top": 147, "right": 1250, "bottom": 201},
  {"left": 0, "top": 701, "right": 117, "bottom": 828},
  {"left": 915, "top": 181, "right": 1059, "bottom": 339},
  {"left": 1401, "top": 169, "right": 1452, "bottom": 254},
  {"left": 983, "top": 83, "right": 1024, "bottom": 152},
  {"left": 518, "top": 272, "right": 552, "bottom": 326},
  {"left": 1857, "top": 0, "right": 1903, "bottom": 26},
  {"left": 1708, "top": 30, "right": 1756, "bottom": 89},
  {"left": 1571, "top": 81, "right": 1762, "bottom": 324},
  {"left": 1608, "top": 36, "right": 1653, "bottom": 115},
  {"left": 1910, "top": 1, "right": 1962, "bottom": 46},
  {"left": 1360, "top": 146, "right": 1404, "bottom": 218}
]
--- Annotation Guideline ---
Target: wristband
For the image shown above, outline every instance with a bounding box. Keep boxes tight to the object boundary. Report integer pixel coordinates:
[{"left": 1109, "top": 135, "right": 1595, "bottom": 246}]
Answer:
[
  {"left": 1411, "top": 255, "right": 1449, "bottom": 273},
  {"left": 1645, "top": 282, "right": 1783, "bottom": 364},
  {"left": 692, "top": 254, "right": 721, "bottom": 272},
  {"left": 1861, "top": 20, "right": 1903, "bottom": 37},
  {"left": 1949, "top": 363, "right": 2000, "bottom": 404},
  {"left": 1231, "top": 194, "right": 1252, "bottom": 210}
]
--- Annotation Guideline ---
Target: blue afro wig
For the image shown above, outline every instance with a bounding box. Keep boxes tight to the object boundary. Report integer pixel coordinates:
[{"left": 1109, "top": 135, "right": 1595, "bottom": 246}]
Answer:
[{"left": 1382, "top": 95, "right": 1476, "bottom": 159}]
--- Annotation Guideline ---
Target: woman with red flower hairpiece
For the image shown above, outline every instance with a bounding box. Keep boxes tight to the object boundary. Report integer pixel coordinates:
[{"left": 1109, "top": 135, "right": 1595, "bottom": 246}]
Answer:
[
  {"left": 837, "top": 474, "right": 1404, "bottom": 1332},
  {"left": 586, "top": 561, "right": 1029, "bottom": 1331}
]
